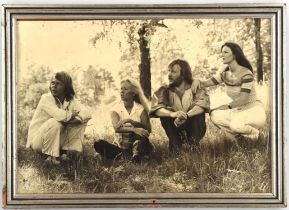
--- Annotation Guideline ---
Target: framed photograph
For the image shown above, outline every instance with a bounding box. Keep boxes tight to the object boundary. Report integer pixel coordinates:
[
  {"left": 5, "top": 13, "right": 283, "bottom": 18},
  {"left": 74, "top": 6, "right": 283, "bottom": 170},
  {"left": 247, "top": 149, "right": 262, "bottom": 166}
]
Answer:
[{"left": 2, "top": 4, "right": 286, "bottom": 208}]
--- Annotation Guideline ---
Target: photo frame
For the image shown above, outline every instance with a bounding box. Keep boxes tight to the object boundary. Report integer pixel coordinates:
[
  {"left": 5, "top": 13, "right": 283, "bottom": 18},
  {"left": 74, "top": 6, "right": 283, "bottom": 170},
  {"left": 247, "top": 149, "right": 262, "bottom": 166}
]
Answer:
[{"left": 2, "top": 4, "right": 286, "bottom": 208}]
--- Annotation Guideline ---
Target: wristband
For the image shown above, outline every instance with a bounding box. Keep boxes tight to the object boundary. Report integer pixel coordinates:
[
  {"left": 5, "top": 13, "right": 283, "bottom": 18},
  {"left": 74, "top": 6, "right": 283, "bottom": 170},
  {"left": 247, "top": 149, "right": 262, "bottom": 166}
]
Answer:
[{"left": 228, "top": 104, "right": 232, "bottom": 109}]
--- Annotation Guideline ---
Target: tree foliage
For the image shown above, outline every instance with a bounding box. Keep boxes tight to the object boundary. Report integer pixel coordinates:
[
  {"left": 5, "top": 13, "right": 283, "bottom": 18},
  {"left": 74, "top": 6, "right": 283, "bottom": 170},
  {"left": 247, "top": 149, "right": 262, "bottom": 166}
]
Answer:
[
  {"left": 18, "top": 65, "right": 52, "bottom": 109},
  {"left": 90, "top": 19, "right": 170, "bottom": 98},
  {"left": 81, "top": 65, "right": 117, "bottom": 106},
  {"left": 196, "top": 18, "right": 271, "bottom": 82}
]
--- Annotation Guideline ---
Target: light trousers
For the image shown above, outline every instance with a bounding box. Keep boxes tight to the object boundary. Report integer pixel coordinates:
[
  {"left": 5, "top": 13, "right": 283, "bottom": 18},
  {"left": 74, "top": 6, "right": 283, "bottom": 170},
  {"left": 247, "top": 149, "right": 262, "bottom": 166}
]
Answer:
[
  {"left": 210, "top": 102, "right": 266, "bottom": 139},
  {"left": 30, "top": 118, "right": 86, "bottom": 157}
]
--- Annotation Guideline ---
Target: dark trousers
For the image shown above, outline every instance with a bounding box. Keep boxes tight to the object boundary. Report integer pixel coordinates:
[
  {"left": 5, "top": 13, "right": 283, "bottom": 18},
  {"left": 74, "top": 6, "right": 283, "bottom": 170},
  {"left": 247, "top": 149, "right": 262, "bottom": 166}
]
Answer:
[
  {"left": 94, "top": 138, "right": 153, "bottom": 161},
  {"left": 160, "top": 113, "right": 206, "bottom": 152}
]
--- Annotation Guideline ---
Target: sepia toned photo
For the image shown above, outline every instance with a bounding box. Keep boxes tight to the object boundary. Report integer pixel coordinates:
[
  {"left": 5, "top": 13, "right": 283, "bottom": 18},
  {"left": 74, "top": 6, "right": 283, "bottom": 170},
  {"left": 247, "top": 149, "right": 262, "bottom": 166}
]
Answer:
[{"left": 2, "top": 4, "right": 286, "bottom": 208}]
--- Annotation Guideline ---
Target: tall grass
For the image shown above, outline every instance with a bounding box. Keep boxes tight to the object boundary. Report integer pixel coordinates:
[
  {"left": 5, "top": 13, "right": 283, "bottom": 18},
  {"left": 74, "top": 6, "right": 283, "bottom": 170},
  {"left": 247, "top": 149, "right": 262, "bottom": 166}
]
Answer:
[{"left": 16, "top": 83, "right": 271, "bottom": 193}]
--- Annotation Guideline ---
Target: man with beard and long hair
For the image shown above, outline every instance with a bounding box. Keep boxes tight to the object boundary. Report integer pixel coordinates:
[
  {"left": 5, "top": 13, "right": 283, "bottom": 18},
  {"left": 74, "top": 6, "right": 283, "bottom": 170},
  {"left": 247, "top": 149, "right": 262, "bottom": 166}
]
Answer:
[{"left": 150, "top": 59, "right": 210, "bottom": 153}]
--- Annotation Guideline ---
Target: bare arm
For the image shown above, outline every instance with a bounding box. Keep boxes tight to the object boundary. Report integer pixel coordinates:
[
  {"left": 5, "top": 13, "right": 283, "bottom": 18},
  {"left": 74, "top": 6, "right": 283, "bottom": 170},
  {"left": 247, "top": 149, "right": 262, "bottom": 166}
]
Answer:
[
  {"left": 122, "top": 111, "right": 151, "bottom": 132},
  {"left": 111, "top": 111, "right": 135, "bottom": 133},
  {"left": 155, "top": 108, "right": 174, "bottom": 118},
  {"left": 173, "top": 106, "right": 205, "bottom": 127},
  {"left": 139, "top": 110, "right": 151, "bottom": 133},
  {"left": 187, "top": 106, "right": 205, "bottom": 117},
  {"left": 138, "top": 92, "right": 150, "bottom": 113},
  {"left": 201, "top": 79, "right": 217, "bottom": 88},
  {"left": 191, "top": 78, "right": 218, "bottom": 93},
  {"left": 111, "top": 111, "right": 150, "bottom": 138},
  {"left": 155, "top": 108, "right": 187, "bottom": 119},
  {"left": 129, "top": 79, "right": 150, "bottom": 113}
]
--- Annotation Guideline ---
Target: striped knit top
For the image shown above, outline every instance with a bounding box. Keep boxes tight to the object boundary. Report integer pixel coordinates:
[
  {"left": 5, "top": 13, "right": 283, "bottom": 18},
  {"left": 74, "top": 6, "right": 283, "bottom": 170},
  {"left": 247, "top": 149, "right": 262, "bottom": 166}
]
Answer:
[{"left": 211, "top": 67, "right": 257, "bottom": 104}]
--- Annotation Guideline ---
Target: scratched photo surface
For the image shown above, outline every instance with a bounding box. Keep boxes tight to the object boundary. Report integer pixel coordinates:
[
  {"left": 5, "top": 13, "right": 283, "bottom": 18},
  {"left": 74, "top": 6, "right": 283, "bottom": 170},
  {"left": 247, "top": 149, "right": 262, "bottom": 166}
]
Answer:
[{"left": 16, "top": 19, "right": 272, "bottom": 193}]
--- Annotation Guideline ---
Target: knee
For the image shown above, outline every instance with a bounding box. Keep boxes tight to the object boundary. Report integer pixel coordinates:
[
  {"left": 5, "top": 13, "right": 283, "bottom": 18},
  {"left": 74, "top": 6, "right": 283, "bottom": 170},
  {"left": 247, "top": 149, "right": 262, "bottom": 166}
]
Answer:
[
  {"left": 210, "top": 110, "right": 223, "bottom": 125},
  {"left": 160, "top": 117, "right": 173, "bottom": 125},
  {"left": 229, "top": 119, "right": 241, "bottom": 131},
  {"left": 46, "top": 118, "right": 63, "bottom": 130},
  {"left": 94, "top": 139, "right": 106, "bottom": 150},
  {"left": 160, "top": 118, "right": 176, "bottom": 132},
  {"left": 94, "top": 139, "right": 106, "bottom": 145},
  {"left": 30, "top": 141, "right": 42, "bottom": 151}
]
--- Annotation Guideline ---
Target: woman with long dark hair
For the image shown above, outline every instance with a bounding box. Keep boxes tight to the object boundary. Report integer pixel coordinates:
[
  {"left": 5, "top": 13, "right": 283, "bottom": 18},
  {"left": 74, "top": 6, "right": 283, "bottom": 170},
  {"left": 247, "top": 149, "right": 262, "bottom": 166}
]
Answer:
[
  {"left": 191, "top": 42, "right": 266, "bottom": 140},
  {"left": 26, "top": 71, "right": 91, "bottom": 164},
  {"left": 94, "top": 79, "right": 153, "bottom": 163}
]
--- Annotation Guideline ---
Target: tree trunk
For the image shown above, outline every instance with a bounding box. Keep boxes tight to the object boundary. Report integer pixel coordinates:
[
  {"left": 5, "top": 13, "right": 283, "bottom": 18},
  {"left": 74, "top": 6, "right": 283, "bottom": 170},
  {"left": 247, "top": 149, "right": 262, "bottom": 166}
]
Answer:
[
  {"left": 138, "top": 24, "right": 151, "bottom": 99},
  {"left": 254, "top": 18, "right": 263, "bottom": 83}
]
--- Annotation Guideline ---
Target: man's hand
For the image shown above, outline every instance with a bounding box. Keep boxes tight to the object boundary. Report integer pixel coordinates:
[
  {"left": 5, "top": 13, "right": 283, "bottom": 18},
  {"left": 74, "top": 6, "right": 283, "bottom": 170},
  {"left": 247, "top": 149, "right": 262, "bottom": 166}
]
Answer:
[
  {"left": 174, "top": 116, "right": 187, "bottom": 127},
  {"left": 133, "top": 128, "right": 150, "bottom": 138},
  {"left": 191, "top": 79, "right": 201, "bottom": 94},
  {"left": 170, "top": 111, "right": 187, "bottom": 119}
]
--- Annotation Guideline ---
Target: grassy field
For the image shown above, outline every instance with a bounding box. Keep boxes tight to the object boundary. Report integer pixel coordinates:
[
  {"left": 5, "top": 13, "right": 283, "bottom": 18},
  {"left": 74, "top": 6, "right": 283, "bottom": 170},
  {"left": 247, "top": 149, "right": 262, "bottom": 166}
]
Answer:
[{"left": 16, "top": 84, "right": 272, "bottom": 194}]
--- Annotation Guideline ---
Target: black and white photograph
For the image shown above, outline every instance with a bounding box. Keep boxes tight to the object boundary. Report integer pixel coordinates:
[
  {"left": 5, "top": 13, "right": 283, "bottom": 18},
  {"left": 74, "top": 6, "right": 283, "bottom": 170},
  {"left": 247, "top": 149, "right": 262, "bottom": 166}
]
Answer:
[{"left": 2, "top": 4, "right": 286, "bottom": 208}]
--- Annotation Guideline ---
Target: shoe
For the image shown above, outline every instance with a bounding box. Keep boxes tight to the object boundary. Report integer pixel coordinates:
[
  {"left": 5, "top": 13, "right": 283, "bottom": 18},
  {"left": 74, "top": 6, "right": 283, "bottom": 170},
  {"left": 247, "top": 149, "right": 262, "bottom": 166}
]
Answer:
[
  {"left": 51, "top": 157, "right": 61, "bottom": 165},
  {"left": 94, "top": 152, "right": 102, "bottom": 161},
  {"left": 45, "top": 156, "right": 60, "bottom": 165},
  {"left": 243, "top": 130, "right": 260, "bottom": 141},
  {"left": 44, "top": 156, "right": 52, "bottom": 163},
  {"left": 60, "top": 154, "right": 70, "bottom": 162},
  {"left": 257, "top": 131, "right": 267, "bottom": 146},
  {"left": 131, "top": 155, "right": 142, "bottom": 164}
]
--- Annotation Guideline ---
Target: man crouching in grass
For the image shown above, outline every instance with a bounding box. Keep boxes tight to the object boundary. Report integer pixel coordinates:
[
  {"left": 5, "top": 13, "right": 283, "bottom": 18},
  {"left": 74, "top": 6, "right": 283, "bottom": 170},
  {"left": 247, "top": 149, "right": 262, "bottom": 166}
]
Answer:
[
  {"left": 150, "top": 59, "right": 210, "bottom": 153},
  {"left": 94, "top": 79, "right": 154, "bottom": 164},
  {"left": 26, "top": 71, "right": 91, "bottom": 165}
]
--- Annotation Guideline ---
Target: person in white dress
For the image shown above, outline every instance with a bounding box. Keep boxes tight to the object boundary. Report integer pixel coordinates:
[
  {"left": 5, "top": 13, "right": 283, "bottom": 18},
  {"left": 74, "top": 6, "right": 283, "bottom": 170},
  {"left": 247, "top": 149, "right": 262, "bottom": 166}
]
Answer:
[{"left": 26, "top": 71, "right": 91, "bottom": 164}]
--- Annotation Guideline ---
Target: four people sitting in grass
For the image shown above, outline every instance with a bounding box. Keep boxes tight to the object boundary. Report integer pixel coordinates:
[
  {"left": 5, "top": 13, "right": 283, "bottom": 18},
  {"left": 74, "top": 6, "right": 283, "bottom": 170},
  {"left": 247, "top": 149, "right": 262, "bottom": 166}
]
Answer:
[{"left": 26, "top": 42, "right": 266, "bottom": 164}]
